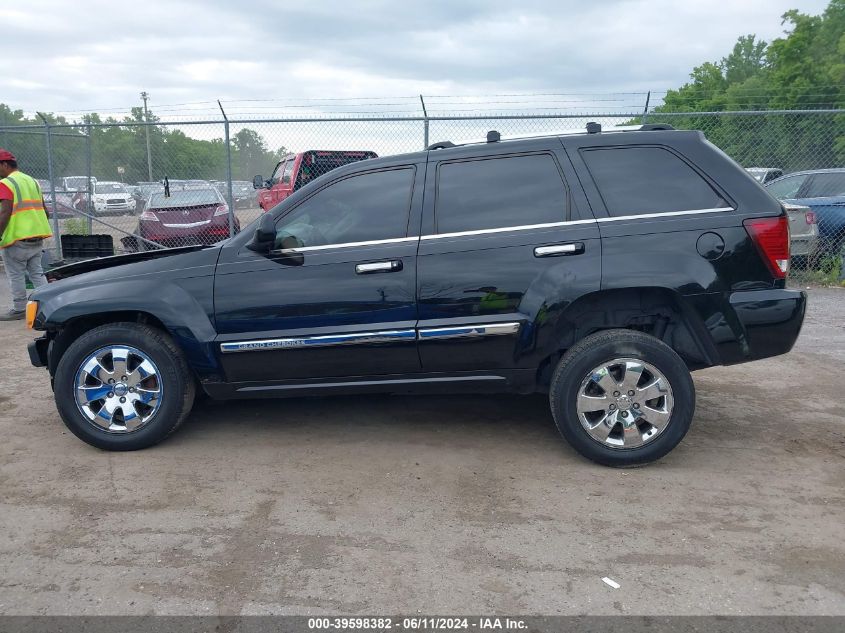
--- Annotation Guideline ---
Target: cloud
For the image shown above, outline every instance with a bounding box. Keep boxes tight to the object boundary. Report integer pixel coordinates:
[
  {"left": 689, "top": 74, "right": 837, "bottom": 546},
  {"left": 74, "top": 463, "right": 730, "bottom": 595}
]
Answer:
[{"left": 8, "top": 0, "right": 832, "bottom": 118}]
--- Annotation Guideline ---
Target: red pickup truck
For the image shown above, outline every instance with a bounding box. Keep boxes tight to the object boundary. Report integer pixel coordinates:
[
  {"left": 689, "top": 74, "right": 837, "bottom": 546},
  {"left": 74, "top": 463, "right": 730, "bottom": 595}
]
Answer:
[{"left": 254, "top": 150, "right": 378, "bottom": 211}]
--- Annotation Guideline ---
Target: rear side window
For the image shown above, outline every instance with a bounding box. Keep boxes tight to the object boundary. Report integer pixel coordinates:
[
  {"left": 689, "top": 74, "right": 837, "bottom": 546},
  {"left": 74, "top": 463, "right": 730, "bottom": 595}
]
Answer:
[
  {"left": 582, "top": 146, "right": 730, "bottom": 216},
  {"left": 435, "top": 154, "right": 568, "bottom": 233},
  {"left": 804, "top": 172, "right": 845, "bottom": 198}
]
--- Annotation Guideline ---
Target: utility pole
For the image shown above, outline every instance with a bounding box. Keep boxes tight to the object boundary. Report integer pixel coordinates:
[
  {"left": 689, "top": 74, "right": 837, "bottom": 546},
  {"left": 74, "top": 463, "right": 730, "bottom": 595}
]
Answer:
[{"left": 141, "top": 91, "right": 153, "bottom": 180}]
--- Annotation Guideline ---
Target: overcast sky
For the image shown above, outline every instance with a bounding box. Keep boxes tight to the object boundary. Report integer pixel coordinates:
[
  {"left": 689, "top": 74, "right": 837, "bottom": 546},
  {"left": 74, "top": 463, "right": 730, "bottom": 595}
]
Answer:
[{"left": 7, "top": 0, "right": 831, "bottom": 120}]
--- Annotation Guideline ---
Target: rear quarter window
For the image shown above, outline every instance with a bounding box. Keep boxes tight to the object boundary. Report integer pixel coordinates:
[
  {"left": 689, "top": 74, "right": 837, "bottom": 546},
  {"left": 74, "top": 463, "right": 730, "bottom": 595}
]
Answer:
[{"left": 581, "top": 146, "right": 730, "bottom": 217}]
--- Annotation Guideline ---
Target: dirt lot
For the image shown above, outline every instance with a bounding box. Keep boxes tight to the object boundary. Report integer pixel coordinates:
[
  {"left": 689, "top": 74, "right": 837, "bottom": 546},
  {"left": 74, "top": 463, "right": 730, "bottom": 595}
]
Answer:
[{"left": 0, "top": 281, "right": 842, "bottom": 616}]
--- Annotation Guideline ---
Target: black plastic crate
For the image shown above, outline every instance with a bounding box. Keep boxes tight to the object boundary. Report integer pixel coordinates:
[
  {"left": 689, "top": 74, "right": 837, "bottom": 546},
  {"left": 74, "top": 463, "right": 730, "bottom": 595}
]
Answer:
[{"left": 60, "top": 234, "right": 115, "bottom": 259}]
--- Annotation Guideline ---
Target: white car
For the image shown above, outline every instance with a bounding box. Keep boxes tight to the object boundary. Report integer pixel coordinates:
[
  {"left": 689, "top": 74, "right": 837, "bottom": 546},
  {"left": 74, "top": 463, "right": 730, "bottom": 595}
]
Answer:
[{"left": 91, "top": 181, "right": 134, "bottom": 215}]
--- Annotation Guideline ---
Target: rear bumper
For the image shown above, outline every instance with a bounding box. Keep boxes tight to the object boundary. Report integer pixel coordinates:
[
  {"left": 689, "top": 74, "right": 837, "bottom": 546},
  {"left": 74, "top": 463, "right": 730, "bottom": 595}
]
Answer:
[
  {"left": 718, "top": 289, "right": 806, "bottom": 365},
  {"left": 28, "top": 335, "right": 49, "bottom": 368}
]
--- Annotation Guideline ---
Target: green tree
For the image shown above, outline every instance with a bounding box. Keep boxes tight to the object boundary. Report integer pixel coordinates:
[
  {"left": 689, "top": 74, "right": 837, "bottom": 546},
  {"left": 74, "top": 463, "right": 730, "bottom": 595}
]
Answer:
[{"left": 648, "top": 0, "right": 845, "bottom": 170}]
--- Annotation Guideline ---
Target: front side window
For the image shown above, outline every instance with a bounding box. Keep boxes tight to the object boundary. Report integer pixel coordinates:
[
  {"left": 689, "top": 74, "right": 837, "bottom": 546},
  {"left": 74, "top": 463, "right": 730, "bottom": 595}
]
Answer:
[
  {"left": 274, "top": 168, "right": 414, "bottom": 249},
  {"left": 270, "top": 161, "right": 287, "bottom": 185},
  {"left": 803, "top": 172, "right": 845, "bottom": 198},
  {"left": 582, "top": 146, "right": 730, "bottom": 216},
  {"left": 435, "top": 154, "right": 568, "bottom": 234},
  {"left": 282, "top": 160, "right": 295, "bottom": 185},
  {"left": 766, "top": 174, "right": 809, "bottom": 200}
]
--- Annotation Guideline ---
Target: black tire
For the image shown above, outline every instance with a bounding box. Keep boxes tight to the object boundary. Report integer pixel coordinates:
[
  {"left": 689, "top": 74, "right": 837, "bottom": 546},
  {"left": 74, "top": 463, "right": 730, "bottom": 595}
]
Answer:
[
  {"left": 549, "top": 329, "right": 695, "bottom": 467},
  {"left": 54, "top": 322, "right": 195, "bottom": 451}
]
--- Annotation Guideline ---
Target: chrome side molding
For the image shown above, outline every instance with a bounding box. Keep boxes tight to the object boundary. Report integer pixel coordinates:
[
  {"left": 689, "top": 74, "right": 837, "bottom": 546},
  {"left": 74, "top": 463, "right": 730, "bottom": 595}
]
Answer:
[
  {"left": 220, "top": 322, "right": 522, "bottom": 353},
  {"left": 417, "top": 322, "right": 521, "bottom": 340},
  {"left": 220, "top": 329, "right": 416, "bottom": 353}
]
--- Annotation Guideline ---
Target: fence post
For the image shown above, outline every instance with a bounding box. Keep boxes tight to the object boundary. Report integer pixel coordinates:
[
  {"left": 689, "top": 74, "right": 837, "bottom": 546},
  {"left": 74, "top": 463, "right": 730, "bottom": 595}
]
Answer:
[
  {"left": 85, "top": 124, "right": 93, "bottom": 234},
  {"left": 420, "top": 94, "right": 429, "bottom": 150},
  {"left": 641, "top": 91, "right": 651, "bottom": 124},
  {"left": 218, "top": 100, "right": 235, "bottom": 238},
  {"left": 37, "top": 112, "right": 62, "bottom": 261}
]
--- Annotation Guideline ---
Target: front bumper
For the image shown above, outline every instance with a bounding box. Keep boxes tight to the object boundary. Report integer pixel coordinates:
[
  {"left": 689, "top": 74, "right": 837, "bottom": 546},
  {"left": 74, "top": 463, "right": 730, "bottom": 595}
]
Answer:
[{"left": 28, "top": 335, "right": 49, "bottom": 368}]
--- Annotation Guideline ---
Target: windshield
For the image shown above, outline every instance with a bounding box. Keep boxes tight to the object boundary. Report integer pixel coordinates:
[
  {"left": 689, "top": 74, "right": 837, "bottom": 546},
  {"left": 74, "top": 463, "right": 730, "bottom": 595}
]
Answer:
[
  {"left": 148, "top": 189, "right": 220, "bottom": 209},
  {"left": 95, "top": 183, "right": 127, "bottom": 194}
]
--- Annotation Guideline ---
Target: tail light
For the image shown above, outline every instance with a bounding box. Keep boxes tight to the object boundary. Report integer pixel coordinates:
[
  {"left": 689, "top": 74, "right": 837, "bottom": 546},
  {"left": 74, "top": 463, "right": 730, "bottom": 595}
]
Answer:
[
  {"left": 805, "top": 211, "right": 816, "bottom": 225},
  {"left": 744, "top": 215, "right": 790, "bottom": 279},
  {"left": 139, "top": 210, "right": 159, "bottom": 221},
  {"left": 214, "top": 204, "right": 229, "bottom": 217}
]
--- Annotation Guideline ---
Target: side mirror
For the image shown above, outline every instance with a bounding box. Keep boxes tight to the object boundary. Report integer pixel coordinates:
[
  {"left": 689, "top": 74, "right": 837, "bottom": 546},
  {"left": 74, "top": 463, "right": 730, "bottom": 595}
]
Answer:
[
  {"left": 252, "top": 175, "right": 264, "bottom": 190},
  {"left": 269, "top": 233, "right": 305, "bottom": 266},
  {"left": 246, "top": 212, "right": 276, "bottom": 253}
]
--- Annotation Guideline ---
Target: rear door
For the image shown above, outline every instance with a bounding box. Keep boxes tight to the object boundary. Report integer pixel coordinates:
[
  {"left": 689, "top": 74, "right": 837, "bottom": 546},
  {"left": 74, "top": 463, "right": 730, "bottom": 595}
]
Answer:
[
  {"left": 416, "top": 141, "right": 601, "bottom": 376},
  {"left": 214, "top": 160, "right": 424, "bottom": 383}
]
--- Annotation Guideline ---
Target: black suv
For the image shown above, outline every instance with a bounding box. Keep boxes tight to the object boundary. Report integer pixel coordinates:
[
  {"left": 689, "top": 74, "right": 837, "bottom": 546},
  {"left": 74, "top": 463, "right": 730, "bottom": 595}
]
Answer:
[{"left": 27, "top": 124, "right": 806, "bottom": 466}]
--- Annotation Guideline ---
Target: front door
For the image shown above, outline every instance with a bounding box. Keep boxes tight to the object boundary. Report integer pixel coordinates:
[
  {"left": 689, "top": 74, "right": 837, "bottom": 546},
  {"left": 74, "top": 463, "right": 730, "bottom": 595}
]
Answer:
[{"left": 214, "top": 161, "right": 424, "bottom": 383}]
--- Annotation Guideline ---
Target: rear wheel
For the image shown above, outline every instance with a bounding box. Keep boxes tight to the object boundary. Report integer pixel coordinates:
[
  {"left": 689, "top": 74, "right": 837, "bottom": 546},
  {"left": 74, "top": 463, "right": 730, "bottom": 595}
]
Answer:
[
  {"left": 549, "top": 329, "right": 695, "bottom": 467},
  {"left": 54, "top": 323, "right": 195, "bottom": 450}
]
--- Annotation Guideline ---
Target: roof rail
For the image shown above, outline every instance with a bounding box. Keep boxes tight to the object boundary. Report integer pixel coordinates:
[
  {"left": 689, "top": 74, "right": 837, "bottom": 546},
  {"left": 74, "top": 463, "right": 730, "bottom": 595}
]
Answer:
[
  {"left": 426, "top": 122, "right": 678, "bottom": 151},
  {"left": 639, "top": 123, "right": 675, "bottom": 131}
]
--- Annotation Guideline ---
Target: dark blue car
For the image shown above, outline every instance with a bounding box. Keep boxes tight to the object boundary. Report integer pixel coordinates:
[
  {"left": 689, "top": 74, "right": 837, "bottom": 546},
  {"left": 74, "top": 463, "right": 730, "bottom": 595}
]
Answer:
[{"left": 765, "top": 168, "right": 845, "bottom": 253}]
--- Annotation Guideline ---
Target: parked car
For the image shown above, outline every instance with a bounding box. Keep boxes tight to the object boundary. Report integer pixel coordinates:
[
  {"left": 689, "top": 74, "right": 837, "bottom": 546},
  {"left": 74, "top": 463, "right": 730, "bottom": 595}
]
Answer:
[
  {"left": 62, "top": 176, "right": 96, "bottom": 192},
  {"left": 231, "top": 180, "right": 259, "bottom": 208},
  {"left": 782, "top": 202, "right": 818, "bottom": 264},
  {"left": 133, "top": 182, "right": 165, "bottom": 214},
  {"left": 765, "top": 168, "right": 845, "bottom": 254},
  {"left": 42, "top": 192, "right": 77, "bottom": 219},
  {"left": 90, "top": 181, "right": 135, "bottom": 215},
  {"left": 255, "top": 150, "right": 377, "bottom": 211},
  {"left": 27, "top": 124, "right": 805, "bottom": 467},
  {"left": 123, "top": 187, "right": 239, "bottom": 249},
  {"left": 746, "top": 167, "right": 783, "bottom": 184}
]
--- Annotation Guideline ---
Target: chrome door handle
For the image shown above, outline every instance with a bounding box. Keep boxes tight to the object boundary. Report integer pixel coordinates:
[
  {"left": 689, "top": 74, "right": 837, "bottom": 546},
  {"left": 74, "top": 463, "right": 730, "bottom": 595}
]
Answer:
[
  {"left": 534, "top": 242, "right": 584, "bottom": 257},
  {"left": 355, "top": 260, "right": 403, "bottom": 274}
]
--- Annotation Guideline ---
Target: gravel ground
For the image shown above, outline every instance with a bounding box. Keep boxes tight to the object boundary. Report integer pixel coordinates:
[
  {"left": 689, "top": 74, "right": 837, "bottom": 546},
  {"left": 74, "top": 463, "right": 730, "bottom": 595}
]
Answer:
[{"left": 0, "top": 280, "right": 842, "bottom": 616}]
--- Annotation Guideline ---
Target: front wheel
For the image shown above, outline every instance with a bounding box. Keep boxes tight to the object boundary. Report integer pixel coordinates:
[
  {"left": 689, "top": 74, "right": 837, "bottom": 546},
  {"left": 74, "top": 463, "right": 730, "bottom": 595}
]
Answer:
[
  {"left": 53, "top": 323, "right": 195, "bottom": 450},
  {"left": 549, "top": 329, "right": 695, "bottom": 467}
]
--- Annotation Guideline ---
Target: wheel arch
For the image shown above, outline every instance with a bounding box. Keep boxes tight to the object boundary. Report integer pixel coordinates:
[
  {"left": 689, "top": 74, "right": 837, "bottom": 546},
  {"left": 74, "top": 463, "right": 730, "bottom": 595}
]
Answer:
[
  {"left": 48, "top": 311, "right": 170, "bottom": 376},
  {"left": 40, "top": 278, "right": 221, "bottom": 382},
  {"left": 536, "top": 286, "right": 719, "bottom": 389}
]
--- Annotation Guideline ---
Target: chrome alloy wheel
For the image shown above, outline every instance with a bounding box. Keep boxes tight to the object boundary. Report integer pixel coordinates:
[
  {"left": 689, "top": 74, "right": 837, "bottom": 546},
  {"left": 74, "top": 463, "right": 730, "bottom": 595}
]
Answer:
[
  {"left": 74, "top": 346, "right": 163, "bottom": 433},
  {"left": 576, "top": 357, "right": 674, "bottom": 449}
]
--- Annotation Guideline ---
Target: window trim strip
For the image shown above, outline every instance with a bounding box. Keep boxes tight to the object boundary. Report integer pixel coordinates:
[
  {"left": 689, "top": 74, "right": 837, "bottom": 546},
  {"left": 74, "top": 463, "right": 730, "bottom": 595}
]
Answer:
[
  {"left": 272, "top": 236, "right": 419, "bottom": 253},
  {"left": 595, "top": 207, "right": 733, "bottom": 223},
  {"left": 267, "top": 207, "right": 735, "bottom": 253}
]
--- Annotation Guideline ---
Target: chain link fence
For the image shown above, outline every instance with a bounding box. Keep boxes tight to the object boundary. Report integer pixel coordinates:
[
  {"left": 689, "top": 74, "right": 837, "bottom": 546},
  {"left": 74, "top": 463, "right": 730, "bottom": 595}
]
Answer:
[{"left": 1, "top": 108, "right": 843, "bottom": 285}]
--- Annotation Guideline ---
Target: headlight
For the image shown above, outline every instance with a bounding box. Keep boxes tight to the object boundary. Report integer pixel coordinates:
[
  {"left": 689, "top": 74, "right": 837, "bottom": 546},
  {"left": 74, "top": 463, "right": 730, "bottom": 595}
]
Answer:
[{"left": 26, "top": 300, "right": 38, "bottom": 329}]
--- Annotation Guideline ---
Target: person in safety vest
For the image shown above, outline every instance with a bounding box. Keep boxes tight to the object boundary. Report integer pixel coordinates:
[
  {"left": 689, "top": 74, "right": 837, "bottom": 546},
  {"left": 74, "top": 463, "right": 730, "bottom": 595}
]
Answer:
[{"left": 0, "top": 150, "right": 53, "bottom": 320}]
